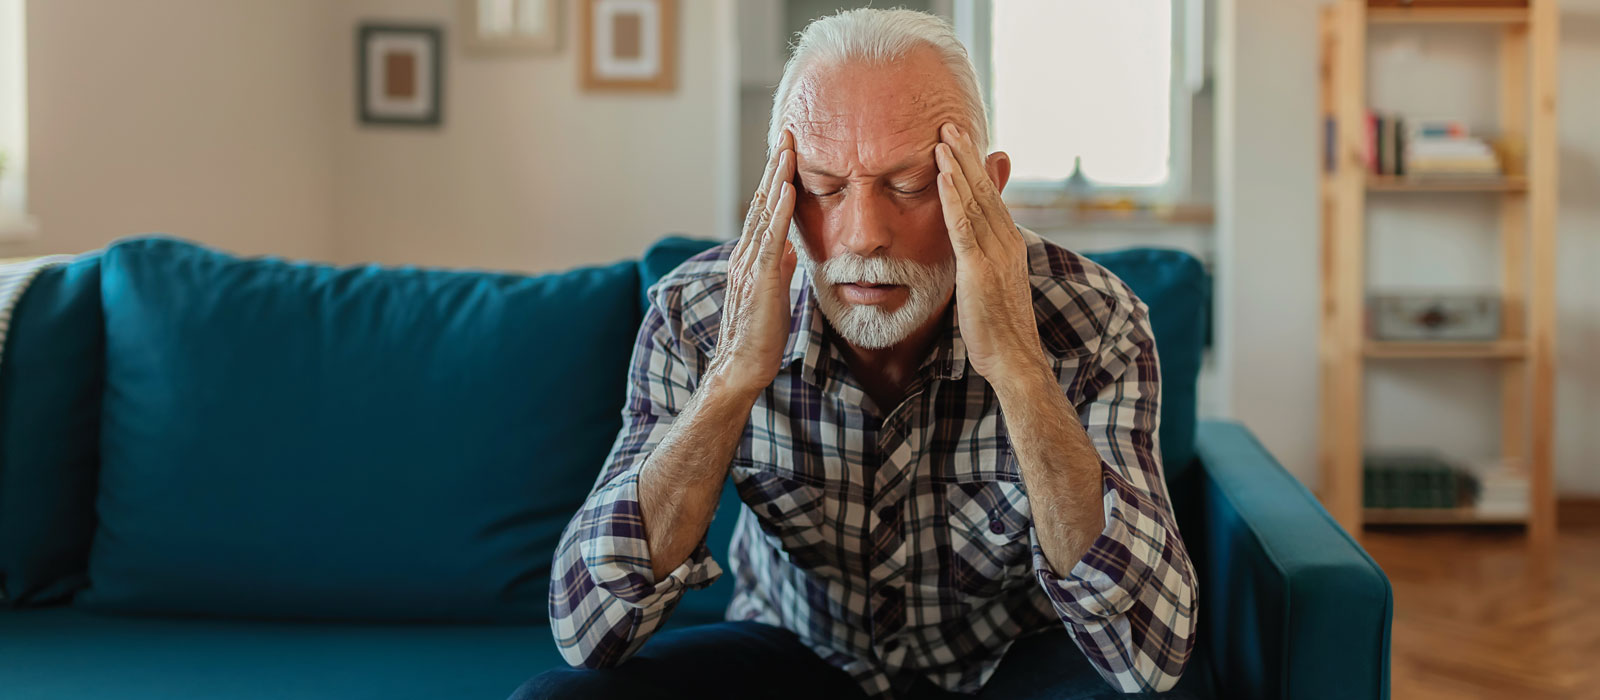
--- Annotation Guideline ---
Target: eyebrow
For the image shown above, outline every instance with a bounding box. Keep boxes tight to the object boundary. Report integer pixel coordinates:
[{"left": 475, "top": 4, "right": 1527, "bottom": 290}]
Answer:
[{"left": 797, "top": 151, "right": 935, "bottom": 180}]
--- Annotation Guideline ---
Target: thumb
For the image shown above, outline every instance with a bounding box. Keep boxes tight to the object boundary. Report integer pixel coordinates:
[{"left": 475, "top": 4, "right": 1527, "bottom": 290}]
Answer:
[{"left": 780, "top": 239, "right": 798, "bottom": 281}]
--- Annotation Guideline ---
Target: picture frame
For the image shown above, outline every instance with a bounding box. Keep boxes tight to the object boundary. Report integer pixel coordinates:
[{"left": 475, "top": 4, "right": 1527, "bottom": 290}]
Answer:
[
  {"left": 580, "top": 0, "right": 677, "bottom": 93},
  {"left": 460, "top": 0, "right": 562, "bottom": 55},
  {"left": 358, "top": 24, "right": 444, "bottom": 127}
]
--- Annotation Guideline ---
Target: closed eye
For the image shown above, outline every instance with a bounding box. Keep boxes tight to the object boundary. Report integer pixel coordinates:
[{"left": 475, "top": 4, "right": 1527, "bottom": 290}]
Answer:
[{"left": 893, "top": 183, "right": 932, "bottom": 196}]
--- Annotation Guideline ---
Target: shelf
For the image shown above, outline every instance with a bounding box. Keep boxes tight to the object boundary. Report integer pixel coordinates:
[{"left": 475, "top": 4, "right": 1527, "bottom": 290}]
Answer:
[
  {"left": 1363, "top": 340, "right": 1527, "bottom": 359},
  {"left": 1366, "top": 175, "right": 1527, "bottom": 192},
  {"left": 1367, "top": 6, "right": 1529, "bottom": 24},
  {"left": 1363, "top": 507, "right": 1528, "bottom": 525}
]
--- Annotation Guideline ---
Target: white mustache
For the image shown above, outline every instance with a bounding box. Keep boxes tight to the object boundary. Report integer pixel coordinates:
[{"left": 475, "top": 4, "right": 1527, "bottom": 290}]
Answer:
[{"left": 816, "top": 252, "right": 948, "bottom": 287}]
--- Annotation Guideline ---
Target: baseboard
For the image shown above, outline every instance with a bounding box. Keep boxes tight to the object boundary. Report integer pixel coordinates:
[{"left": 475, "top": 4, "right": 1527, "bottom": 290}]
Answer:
[{"left": 1558, "top": 497, "right": 1600, "bottom": 528}]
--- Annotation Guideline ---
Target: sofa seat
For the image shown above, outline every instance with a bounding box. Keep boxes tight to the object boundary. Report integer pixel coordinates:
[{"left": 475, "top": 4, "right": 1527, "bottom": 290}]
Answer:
[{"left": 0, "top": 608, "right": 559, "bottom": 699}]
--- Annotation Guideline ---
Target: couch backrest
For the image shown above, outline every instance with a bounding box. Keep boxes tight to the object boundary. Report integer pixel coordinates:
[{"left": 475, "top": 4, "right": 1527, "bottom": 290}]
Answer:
[{"left": 1, "top": 238, "right": 649, "bottom": 623}]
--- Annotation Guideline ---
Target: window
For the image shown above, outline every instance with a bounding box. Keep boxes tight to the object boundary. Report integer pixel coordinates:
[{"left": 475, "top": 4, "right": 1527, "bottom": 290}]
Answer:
[
  {"left": 0, "top": 0, "right": 34, "bottom": 238},
  {"left": 954, "top": 0, "right": 1201, "bottom": 198}
]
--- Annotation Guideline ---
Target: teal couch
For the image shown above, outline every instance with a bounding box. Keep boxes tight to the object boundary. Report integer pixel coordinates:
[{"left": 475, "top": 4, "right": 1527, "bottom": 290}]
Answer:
[{"left": 0, "top": 236, "right": 1391, "bottom": 699}]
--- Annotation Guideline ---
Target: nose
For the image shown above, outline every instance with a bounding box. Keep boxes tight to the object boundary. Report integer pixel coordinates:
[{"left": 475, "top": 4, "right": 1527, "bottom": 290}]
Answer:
[{"left": 836, "top": 187, "right": 895, "bottom": 258}]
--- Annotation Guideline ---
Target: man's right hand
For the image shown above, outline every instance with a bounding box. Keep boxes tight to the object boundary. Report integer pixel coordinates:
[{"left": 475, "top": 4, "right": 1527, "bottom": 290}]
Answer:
[{"left": 709, "top": 128, "right": 800, "bottom": 398}]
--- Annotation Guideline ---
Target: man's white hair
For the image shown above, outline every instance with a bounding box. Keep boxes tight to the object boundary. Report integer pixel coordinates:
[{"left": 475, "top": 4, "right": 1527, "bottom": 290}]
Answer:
[{"left": 765, "top": 8, "right": 990, "bottom": 156}]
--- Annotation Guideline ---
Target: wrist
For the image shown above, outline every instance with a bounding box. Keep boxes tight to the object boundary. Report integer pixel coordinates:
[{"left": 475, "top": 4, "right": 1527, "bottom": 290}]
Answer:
[
  {"left": 988, "top": 350, "right": 1058, "bottom": 402},
  {"left": 701, "top": 359, "right": 769, "bottom": 408}
]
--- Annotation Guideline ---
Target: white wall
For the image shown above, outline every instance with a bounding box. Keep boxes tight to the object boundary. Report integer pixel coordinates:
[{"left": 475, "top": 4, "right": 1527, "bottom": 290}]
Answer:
[
  {"left": 1215, "top": 0, "right": 1600, "bottom": 495},
  {"left": 5, "top": 0, "right": 335, "bottom": 261},
  {"left": 327, "top": 0, "right": 738, "bottom": 274}
]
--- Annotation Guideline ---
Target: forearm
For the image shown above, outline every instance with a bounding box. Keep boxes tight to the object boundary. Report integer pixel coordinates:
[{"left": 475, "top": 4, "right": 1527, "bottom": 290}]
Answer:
[
  {"left": 637, "top": 368, "right": 760, "bottom": 581},
  {"left": 992, "top": 361, "right": 1105, "bottom": 572}
]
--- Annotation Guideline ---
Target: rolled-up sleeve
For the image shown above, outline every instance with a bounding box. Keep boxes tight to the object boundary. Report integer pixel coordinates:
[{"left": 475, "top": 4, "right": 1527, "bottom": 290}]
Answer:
[
  {"left": 548, "top": 297, "right": 724, "bottom": 669},
  {"left": 1031, "top": 299, "right": 1198, "bottom": 693}
]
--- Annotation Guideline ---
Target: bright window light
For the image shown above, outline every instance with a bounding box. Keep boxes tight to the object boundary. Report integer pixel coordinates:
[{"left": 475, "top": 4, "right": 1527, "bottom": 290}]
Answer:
[
  {"left": 989, "top": 0, "right": 1173, "bottom": 186},
  {"left": 0, "top": 0, "right": 30, "bottom": 225}
]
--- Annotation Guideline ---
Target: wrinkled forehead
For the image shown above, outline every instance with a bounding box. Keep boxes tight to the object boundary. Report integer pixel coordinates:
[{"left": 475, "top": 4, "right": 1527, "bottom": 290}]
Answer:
[{"left": 783, "top": 57, "right": 969, "bottom": 173}]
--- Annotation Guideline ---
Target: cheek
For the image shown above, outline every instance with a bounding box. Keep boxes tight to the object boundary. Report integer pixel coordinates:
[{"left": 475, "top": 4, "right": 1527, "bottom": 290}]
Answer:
[
  {"left": 791, "top": 199, "right": 831, "bottom": 253},
  {"left": 898, "top": 197, "right": 955, "bottom": 259}
]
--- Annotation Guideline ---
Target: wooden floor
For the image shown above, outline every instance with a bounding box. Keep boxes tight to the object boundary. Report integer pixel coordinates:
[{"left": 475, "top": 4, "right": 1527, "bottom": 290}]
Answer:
[{"left": 1364, "top": 522, "right": 1600, "bottom": 700}]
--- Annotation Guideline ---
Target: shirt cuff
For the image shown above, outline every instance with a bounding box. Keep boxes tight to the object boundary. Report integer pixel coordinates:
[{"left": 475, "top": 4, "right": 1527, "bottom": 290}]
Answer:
[
  {"left": 576, "top": 466, "right": 724, "bottom": 609},
  {"left": 1030, "top": 465, "right": 1156, "bottom": 624}
]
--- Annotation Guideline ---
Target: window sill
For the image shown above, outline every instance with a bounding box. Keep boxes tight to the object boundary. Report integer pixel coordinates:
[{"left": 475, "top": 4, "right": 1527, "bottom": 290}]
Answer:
[{"left": 1007, "top": 199, "right": 1214, "bottom": 231}]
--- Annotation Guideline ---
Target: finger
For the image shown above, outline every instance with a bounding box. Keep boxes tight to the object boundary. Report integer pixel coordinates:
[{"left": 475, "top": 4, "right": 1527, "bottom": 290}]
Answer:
[
  {"left": 738, "top": 131, "right": 794, "bottom": 256},
  {"left": 937, "top": 170, "right": 980, "bottom": 256},
  {"left": 936, "top": 142, "right": 991, "bottom": 253},
  {"left": 943, "top": 124, "right": 1019, "bottom": 249},
  {"left": 758, "top": 181, "right": 797, "bottom": 270},
  {"left": 754, "top": 131, "right": 793, "bottom": 214},
  {"left": 737, "top": 147, "right": 793, "bottom": 274},
  {"left": 745, "top": 148, "right": 793, "bottom": 269}
]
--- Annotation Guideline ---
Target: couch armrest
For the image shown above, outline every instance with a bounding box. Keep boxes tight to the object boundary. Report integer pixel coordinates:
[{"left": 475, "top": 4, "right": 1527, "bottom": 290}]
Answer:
[{"left": 1193, "top": 421, "right": 1392, "bottom": 700}]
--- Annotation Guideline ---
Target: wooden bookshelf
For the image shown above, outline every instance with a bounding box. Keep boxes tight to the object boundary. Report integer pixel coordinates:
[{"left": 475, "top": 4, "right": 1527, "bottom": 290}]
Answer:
[
  {"left": 1363, "top": 507, "right": 1528, "bottom": 525},
  {"left": 1366, "top": 174, "right": 1528, "bottom": 192},
  {"left": 1367, "top": 6, "right": 1529, "bottom": 24},
  {"left": 1363, "top": 340, "right": 1528, "bottom": 359},
  {"left": 1318, "top": 0, "right": 1559, "bottom": 545}
]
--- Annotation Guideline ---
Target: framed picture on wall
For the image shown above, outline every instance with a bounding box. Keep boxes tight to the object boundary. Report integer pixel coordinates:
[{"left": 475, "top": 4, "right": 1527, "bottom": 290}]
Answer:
[
  {"left": 461, "top": 0, "right": 562, "bottom": 55},
  {"left": 580, "top": 0, "right": 676, "bottom": 92},
  {"left": 358, "top": 24, "right": 444, "bottom": 127}
]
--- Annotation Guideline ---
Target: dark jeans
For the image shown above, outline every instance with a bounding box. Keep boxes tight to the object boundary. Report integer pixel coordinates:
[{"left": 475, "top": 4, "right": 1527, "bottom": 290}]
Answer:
[{"left": 508, "top": 621, "right": 1206, "bottom": 700}]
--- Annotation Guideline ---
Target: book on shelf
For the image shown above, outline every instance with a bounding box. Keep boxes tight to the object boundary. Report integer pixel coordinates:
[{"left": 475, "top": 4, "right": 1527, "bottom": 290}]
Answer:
[
  {"left": 1363, "top": 450, "right": 1477, "bottom": 510},
  {"left": 1469, "top": 458, "right": 1531, "bottom": 518},
  {"left": 1360, "top": 111, "right": 1501, "bottom": 178}
]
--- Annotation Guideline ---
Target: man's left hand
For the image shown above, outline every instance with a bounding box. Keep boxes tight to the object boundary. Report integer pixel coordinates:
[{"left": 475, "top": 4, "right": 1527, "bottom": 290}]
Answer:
[{"left": 934, "top": 122, "right": 1049, "bottom": 391}]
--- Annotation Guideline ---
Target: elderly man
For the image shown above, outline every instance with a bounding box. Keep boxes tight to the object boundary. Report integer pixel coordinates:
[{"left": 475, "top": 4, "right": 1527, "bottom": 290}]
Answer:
[{"left": 515, "top": 8, "right": 1196, "bottom": 700}]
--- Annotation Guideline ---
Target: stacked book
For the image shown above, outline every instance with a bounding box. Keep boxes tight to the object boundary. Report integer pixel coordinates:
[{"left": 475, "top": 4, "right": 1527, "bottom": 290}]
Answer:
[
  {"left": 1469, "top": 459, "right": 1532, "bottom": 518},
  {"left": 1363, "top": 112, "right": 1502, "bottom": 178},
  {"left": 1363, "top": 450, "right": 1478, "bottom": 509}
]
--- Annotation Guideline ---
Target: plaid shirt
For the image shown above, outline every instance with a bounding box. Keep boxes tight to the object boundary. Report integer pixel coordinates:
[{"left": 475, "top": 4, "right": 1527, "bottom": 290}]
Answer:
[{"left": 550, "top": 230, "right": 1196, "bottom": 697}]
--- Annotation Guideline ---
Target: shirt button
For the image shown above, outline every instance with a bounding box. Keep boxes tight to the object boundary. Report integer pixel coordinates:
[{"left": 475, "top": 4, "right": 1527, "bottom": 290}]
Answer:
[{"left": 989, "top": 519, "right": 1006, "bottom": 535}]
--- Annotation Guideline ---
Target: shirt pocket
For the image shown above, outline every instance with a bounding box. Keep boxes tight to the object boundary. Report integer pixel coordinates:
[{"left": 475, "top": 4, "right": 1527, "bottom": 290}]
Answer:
[
  {"left": 943, "top": 478, "right": 1034, "bottom": 599},
  {"left": 730, "top": 457, "right": 834, "bottom": 572}
]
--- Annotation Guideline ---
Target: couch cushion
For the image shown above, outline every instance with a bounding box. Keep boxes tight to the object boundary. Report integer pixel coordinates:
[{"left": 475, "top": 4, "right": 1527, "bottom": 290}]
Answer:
[
  {"left": 0, "top": 254, "right": 104, "bottom": 606},
  {"left": 80, "top": 237, "right": 641, "bottom": 622},
  {"left": 0, "top": 607, "right": 559, "bottom": 699}
]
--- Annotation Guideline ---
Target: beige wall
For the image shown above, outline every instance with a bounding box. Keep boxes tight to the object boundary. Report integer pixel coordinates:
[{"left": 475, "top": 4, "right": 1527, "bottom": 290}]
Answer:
[
  {"left": 7, "top": 0, "right": 335, "bottom": 260},
  {"left": 326, "top": 0, "right": 737, "bottom": 274},
  {"left": 7, "top": 0, "right": 737, "bottom": 275}
]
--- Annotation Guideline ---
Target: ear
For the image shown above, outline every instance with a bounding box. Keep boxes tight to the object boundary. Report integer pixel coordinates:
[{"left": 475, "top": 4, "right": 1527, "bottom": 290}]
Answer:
[{"left": 984, "top": 151, "right": 1012, "bottom": 196}]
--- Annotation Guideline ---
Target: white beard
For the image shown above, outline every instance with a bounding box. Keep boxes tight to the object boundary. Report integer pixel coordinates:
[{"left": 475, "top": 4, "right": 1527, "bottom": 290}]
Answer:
[{"left": 790, "top": 227, "right": 956, "bottom": 350}]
